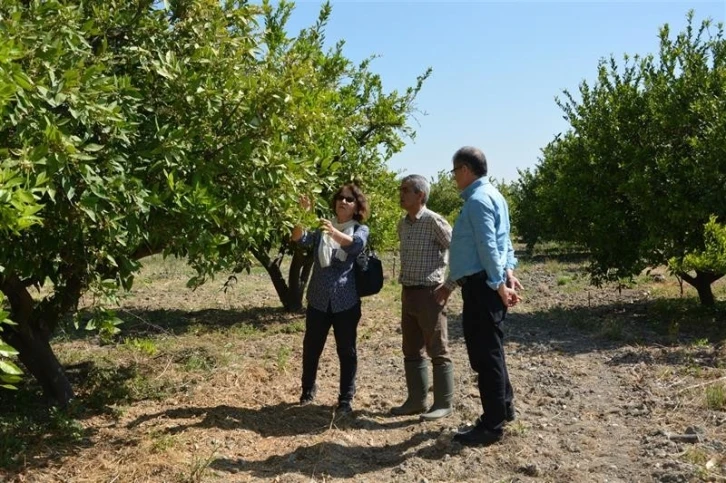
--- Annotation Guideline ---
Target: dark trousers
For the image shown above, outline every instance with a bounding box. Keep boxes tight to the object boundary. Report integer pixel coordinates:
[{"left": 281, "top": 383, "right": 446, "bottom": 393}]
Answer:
[
  {"left": 301, "top": 302, "right": 362, "bottom": 403},
  {"left": 461, "top": 272, "right": 513, "bottom": 433}
]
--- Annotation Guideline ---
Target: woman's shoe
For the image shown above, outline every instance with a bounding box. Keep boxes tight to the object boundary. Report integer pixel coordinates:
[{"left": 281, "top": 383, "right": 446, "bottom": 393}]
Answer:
[
  {"left": 336, "top": 401, "right": 352, "bottom": 414},
  {"left": 299, "top": 385, "right": 317, "bottom": 405}
]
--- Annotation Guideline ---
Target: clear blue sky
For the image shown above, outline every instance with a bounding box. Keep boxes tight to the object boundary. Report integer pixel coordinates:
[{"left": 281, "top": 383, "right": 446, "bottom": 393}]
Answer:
[{"left": 282, "top": 1, "right": 726, "bottom": 183}]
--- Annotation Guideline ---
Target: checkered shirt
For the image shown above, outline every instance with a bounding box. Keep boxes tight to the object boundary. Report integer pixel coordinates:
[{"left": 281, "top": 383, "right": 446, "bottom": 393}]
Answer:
[{"left": 398, "top": 207, "right": 458, "bottom": 291}]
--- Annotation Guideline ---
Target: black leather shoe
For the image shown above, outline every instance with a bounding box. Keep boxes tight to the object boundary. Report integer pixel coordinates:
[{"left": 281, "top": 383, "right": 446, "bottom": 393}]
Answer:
[{"left": 453, "top": 424, "right": 503, "bottom": 447}]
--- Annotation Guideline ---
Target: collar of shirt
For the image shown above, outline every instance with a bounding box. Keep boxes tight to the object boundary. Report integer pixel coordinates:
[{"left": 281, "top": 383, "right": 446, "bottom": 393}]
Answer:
[
  {"left": 460, "top": 177, "right": 488, "bottom": 201},
  {"left": 406, "top": 206, "right": 428, "bottom": 222}
]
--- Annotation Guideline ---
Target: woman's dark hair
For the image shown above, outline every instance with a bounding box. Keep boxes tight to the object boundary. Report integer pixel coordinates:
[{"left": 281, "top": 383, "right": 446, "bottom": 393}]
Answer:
[{"left": 331, "top": 183, "right": 369, "bottom": 222}]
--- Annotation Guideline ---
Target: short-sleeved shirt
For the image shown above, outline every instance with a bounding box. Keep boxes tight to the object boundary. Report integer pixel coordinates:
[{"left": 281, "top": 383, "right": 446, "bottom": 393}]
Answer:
[{"left": 297, "top": 224, "right": 370, "bottom": 313}]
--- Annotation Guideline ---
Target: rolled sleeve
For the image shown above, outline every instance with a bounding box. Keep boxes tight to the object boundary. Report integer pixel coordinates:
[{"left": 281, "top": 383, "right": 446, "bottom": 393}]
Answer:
[
  {"left": 297, "top": 230, "right": 317, "bottom": 248},
  {"left": 468, "top": 198, "right": 505, "bottom": 290}
]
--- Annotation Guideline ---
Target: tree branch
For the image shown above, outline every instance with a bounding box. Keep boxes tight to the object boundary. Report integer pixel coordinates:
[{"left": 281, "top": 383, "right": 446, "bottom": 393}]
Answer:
[{"left": 132, "top": 243, "right": 165, "bottom": 261}]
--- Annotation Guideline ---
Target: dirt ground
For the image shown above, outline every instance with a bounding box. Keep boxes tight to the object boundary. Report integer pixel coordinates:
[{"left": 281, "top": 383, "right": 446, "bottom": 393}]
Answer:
[{"left": 1, "top": 254, "right": 725, "bottom": 482}]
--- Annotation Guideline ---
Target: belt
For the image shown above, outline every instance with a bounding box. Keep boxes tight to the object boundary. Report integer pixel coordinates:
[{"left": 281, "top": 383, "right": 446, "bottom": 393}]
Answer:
[
  {"left": 456, "top": 271, "right": 487, "bottom": 287},
  {"left": 402, "top": 284, "right": 436, "bottom": 290}
]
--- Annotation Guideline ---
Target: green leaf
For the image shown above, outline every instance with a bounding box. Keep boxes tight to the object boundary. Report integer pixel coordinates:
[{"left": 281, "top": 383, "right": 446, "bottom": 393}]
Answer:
[
  {"left": 0, "top": 360, "right": 23, "bottom": 375},
  {"left": 12, "top": 72, "right": 33, "bottom": 90},
  {"left": 70, "top": 153, "right": 97, "bottom": 161},
  {"left": 0, "top": 344, "right": 18, "bottom": 357},
  {"left": 83, "top": 144, "right": 104, "bottom": 152},
  {"left": 80, "top": 206, "right": 97, "bottom": 222}
]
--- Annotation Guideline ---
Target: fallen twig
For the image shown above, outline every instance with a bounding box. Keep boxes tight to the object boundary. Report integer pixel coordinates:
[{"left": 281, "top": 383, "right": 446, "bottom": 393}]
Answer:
[
  {"left": 310, "top": 409, "right": 339, "bottom": 481},
  {"left": 666, "top": 433, "right": 700, "bottom": 443},
  {"left": 153, "top": 356, "right": 173, "bottom": 380},
  {"left": 676, "top": 376, "right": 726, "bottom": 394}
]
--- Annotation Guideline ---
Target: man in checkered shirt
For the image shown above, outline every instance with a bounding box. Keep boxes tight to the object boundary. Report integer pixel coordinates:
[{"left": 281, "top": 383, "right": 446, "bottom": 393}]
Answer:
[{"left": 390, "top": 174, "right": 458, "bottom": 420}]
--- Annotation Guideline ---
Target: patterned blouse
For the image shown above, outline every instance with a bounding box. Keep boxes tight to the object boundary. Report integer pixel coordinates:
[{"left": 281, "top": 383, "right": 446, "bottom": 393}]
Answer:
[{"left": 297, "top": 224, "right": 370, "bottom": 313}]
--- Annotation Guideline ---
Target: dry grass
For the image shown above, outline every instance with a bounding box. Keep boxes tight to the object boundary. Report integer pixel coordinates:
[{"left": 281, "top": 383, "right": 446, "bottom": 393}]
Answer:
[{"left": 1, "top": 254, "right": 725, "bottom": 482}]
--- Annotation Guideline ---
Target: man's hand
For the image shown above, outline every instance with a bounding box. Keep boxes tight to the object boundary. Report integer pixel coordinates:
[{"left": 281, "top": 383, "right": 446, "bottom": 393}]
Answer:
[
  {"left": 497, "top": 283, "right": 521, "bottom": 308},
  {"left": 434, "top": 284, "right": 452, "bottom": 305},
  {"left": 506, "top": 269, "right": 524, "bottom": 291}
]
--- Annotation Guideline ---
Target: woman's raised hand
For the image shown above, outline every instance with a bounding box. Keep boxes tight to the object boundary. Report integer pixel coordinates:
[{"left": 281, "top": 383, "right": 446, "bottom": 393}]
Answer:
[
  {"left": 319, "top": 218, "right": 334, "bottom": 234},
  {"left": 299, "top": 195, "right": 313, "bottom": 212}
]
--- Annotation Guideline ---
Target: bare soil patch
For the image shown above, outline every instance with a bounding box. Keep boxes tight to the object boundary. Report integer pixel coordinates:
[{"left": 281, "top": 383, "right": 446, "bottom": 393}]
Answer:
[{"left": 2, "top": 255, "right": 725, "bottom": 482}]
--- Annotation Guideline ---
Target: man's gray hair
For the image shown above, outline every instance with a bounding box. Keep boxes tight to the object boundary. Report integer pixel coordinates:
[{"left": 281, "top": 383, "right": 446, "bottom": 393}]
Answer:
[{"left": 401, "top": 174, "right": 430, "bottom": 204}]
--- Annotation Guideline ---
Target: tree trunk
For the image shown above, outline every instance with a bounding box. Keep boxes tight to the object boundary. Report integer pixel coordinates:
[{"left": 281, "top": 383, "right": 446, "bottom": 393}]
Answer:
[
  {"left": 679, "top": 270, "right": 722, "bottom": 306},
  {"left": 695, "top": 282, "right": 715, "bottom": 306},
  {"left": 287, "top": 247, "right": 313, "bottom": 312},
  {"left": 253, "top": 246, "right": 313, "bottom": 312},
  {"left": 253, "top": 248, "right": 291, "bottom": 310},
  {"left": 4, "top": 326, "right": 74, "bottom": 407},
  {"left": 1, "top": 277, "right": 75, "bottom": 407}
]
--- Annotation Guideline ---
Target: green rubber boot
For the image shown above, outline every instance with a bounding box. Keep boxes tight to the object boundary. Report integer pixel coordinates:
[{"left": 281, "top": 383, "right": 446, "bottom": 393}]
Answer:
[
  {"left": 420, "top": 362, "right": 454, "bottom": 421},
  {"left": 391, "top": 359, "right": 429, "bottom": 416}
]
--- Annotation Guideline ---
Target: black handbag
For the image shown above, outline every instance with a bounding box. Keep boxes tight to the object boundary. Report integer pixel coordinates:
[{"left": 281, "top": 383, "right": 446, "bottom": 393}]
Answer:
[{"left": 355, "top": 249, "right": 383, "bottom": 297}]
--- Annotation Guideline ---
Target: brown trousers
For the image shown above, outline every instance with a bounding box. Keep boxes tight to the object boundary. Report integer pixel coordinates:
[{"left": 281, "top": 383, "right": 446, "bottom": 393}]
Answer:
[{"left": 401, "top": 286, "right": 451, "bottom": 365}]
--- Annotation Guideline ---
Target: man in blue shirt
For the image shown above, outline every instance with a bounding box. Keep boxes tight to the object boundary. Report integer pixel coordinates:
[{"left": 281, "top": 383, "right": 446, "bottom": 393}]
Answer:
[{"left": 435, "top": 146, "right": 523, "bottom": 446}]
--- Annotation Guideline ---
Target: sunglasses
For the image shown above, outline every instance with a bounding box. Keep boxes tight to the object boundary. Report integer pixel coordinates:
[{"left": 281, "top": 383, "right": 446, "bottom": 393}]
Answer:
[{"left": 336, "top": 195, "right": 356, "bottom": 203}]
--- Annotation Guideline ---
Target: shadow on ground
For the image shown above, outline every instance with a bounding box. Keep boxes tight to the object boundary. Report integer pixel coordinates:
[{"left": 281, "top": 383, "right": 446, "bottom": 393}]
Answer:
[
  {"left": 4, "top": 293, "right": 724, "bottom": 476},
  {"left": 0, "top": 378, "right": 118, "bottom": 475},
  {"left": 516, "top": 251, "right": 591, "bottom": 265},
  {"left": 126, "top": 403, "right": 425, "bottom": 438},
  {"left": 55, "top": 305, "right": 304, "bottom": 342},
  {"left": 446, "top": 297, "right": 726, "bottom": 368},
  {"left": 209, "top": 428, "right": 448, "bottom": 480}
]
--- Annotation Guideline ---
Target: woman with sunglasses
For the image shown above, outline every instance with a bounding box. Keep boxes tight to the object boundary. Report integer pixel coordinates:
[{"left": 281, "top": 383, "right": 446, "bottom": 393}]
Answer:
[{"left": 291, "top": 183, "right": 370, "bottom": 414}]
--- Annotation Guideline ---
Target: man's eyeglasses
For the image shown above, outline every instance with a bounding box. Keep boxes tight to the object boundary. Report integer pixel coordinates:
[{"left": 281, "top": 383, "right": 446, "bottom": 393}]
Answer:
[
  {"left": 450, "top": 165, "right": 464, "bottom": 174},
  {"left": 336, "top": 195, "right": 356, "bottom": 203}
]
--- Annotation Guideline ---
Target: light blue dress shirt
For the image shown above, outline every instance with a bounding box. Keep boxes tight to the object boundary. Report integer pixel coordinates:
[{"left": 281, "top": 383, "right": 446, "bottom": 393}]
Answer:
[{"left": 449, "top": 178, "right": 517, "bottom": 290}]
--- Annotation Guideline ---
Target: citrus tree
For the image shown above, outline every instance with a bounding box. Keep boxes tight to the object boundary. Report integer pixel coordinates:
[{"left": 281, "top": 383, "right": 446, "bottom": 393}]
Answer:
[
  {"left": 427, "top": 171, "right": 514, "bottom": 228},
  {"left": 513, "top": 12, "right": 726, "bottom": 304},
  {"left": 0, "top": 169, "right": 45, "bottom": 390},
  {"left": 239, "top": 3, "right": 430, "bottom": 311},
  {"left": 426, "top": 170, "right": 461, "bottom": 226},
  {"left": 0, "top": 0, "right": 426, "bottom": 405}
]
